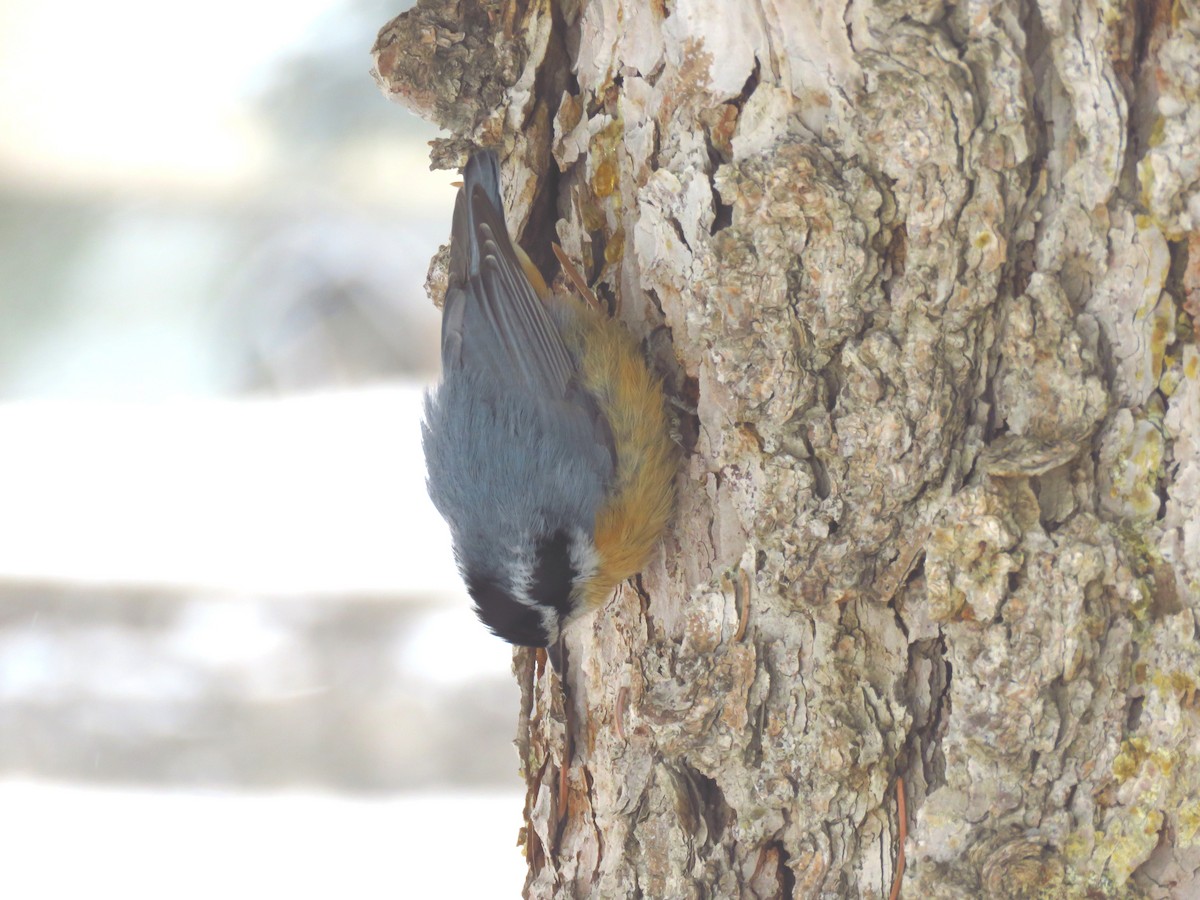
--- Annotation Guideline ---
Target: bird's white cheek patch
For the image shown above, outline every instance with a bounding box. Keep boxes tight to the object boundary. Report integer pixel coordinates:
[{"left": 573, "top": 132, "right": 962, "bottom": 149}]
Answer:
[
  {"left": 569, "top": 528, "right": 601, "bottom": 584},
  {"left": 504, "top": 545, "right": 560, "bottom": 644}
]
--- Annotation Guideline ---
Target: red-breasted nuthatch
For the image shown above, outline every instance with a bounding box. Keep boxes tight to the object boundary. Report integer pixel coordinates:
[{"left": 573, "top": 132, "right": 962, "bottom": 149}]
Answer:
[{"left": 422, "top": 151, "right": 675, "bottom": 656}]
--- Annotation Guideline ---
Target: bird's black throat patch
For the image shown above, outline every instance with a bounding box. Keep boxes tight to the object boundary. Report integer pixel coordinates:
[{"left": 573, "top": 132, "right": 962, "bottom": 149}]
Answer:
[{"left": 529, "top": 529, "right": 577, "bottom": 619}]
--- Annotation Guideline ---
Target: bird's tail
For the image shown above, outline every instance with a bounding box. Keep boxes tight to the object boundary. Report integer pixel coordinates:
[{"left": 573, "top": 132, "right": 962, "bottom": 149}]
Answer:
[
  {"left": 450, "top": 150, "right": 548, "bottom": 299},
  {"left": 449, "top": 151, "right": 503, "bottom": 285}
]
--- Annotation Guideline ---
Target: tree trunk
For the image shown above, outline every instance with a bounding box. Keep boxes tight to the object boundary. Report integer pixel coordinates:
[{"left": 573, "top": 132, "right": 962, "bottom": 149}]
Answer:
[{"left": 373, "top": 0, "right": 1200, "bottom": 896}]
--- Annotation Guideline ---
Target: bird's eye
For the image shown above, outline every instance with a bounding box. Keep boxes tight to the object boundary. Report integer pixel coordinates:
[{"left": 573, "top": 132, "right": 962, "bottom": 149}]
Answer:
[{"left": 466, "top": 574, "right": 549, "bottom": 647}]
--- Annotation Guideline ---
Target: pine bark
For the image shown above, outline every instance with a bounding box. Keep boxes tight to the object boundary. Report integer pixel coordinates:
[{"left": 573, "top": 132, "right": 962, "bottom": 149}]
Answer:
[{"left": 373, "top": 0, "right": 1200, "bottom": 896}]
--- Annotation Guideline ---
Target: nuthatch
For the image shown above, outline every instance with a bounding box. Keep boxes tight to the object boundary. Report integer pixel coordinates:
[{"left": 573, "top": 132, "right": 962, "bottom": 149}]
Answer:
[{"left": 422, "top": 151, "right": 675, "bottom": 659}]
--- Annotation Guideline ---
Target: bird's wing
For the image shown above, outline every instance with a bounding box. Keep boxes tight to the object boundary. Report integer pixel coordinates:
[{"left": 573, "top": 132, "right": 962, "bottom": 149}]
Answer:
[{"left": 441, "top": 151, "right": 575, "bottom": 398}]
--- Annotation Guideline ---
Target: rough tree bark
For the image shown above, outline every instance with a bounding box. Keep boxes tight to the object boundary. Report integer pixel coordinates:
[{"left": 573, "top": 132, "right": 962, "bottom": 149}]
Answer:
[{"left": 373, "top": 0, "right": 1200, "bottom": 896}]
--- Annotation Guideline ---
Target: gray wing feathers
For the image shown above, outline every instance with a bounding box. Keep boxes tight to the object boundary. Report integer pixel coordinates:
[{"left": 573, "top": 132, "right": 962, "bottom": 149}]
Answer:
[
  {"left": 477, "top": 228, "right": 575, "bottom": 391},
  {"left": 440, "top": 286, "right": 466, "bottom": 369},
  {"left": 442, "top": 151, "right": 576, "bottom": 398}
]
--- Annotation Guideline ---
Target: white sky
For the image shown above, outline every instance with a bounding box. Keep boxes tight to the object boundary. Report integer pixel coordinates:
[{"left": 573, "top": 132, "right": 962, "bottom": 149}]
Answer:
[
  {"left": 0, "top": 0, "right": 326, "bottom": 190},
  {"left": 0, "top": 0, "right": 453, "bottom": 211}
]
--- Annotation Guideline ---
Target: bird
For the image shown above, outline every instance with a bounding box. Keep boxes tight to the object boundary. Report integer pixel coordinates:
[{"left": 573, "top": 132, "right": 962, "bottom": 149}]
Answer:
[{"left": 422, "top": 150, "right": 675, "bottom": 662}]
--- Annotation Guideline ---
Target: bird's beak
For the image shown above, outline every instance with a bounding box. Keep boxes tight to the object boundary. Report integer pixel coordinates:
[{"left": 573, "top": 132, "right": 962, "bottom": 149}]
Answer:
[{"left": 547, "top": 636, "right": 567, "bottom": 675}]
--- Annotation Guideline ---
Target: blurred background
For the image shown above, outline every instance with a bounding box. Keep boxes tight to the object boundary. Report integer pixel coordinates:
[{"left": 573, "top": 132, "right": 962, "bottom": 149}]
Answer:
[{"left": 0, "top": 0, "right": 525, "bottom": 895}]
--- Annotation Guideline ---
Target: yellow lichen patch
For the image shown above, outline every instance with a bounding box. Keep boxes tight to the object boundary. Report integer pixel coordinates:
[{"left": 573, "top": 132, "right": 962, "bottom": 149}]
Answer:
[
  {"left": 1060, "top": 828, "right": 1093, "bottom": 864},
  {"left": 1142, "top": 808, "right": 1165, "bottom": 837},
  {"left": 1098, "top": 410, "right": 1166, "bottom": 522},
  {"left": 1094, "top": 717, "right": 1197, "bottom": 888},
  {"left": 1148, "top": 114, "right": 1166, "bottom": 148},
  {"left": 1159, "top": 352, "right": 1184, "bottom": 397},
  {"left": 1138, "top": 157, "right": 1156, "bottom": 213},
  {"left": 1148, "top": 293, "right": 1175, "bottom": 386},
  {"left": 1099, "top": 806, "right": 1166, "bottom": 885},
  {"left": 924, "top": 485, "right": 1022, "bottom": 622},
  {"left": 1179, "top": 800, "right": 1200, "bottom": 844},
  {"left": 970, "top": 223, "right": 1007, "bottom": 273},
  {"left": 1151, "top": 668, "right": 1200, "bottom": 708},
  {"left": 1112, "top": 737, "right": 1149, "bottom": 783}
]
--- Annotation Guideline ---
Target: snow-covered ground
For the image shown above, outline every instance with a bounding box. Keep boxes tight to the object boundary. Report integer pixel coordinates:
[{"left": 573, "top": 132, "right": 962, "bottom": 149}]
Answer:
[
  {"left": 0, "top": 780, "right": 526, "bottom": 899},
  {"left": 0, "top": 387, "right": 521, "bottom": 789},
  {"left": 0, "top": 386, "right": 460, "bottom": 595}
]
